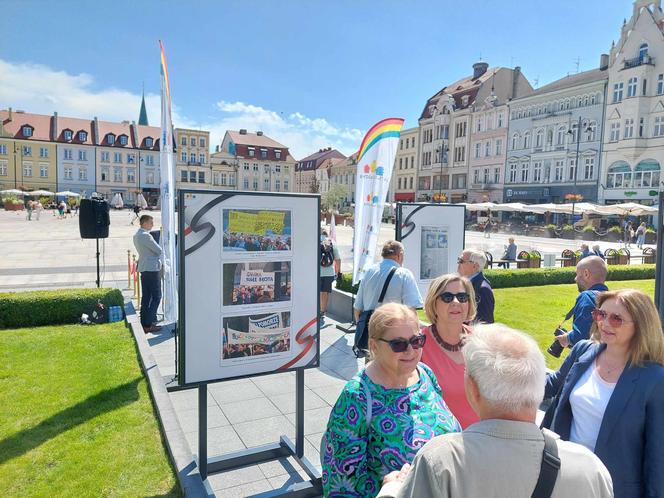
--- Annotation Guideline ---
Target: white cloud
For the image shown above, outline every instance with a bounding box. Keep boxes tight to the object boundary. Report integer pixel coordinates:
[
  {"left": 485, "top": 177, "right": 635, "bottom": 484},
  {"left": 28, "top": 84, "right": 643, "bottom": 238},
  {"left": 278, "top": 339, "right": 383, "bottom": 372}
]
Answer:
[{"left": 0, "top": 59, "right": 362, "bottom": 159}]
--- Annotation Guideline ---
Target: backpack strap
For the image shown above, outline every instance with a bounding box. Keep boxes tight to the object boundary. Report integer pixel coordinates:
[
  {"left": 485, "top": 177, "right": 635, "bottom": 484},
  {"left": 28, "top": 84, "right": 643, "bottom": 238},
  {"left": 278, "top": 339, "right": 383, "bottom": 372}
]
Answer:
[
  {"left": 377, "top": 267, "right": 397, "bottom": 305},
  {"left": 531, "top": 430, "right": 561, "bottom": 498}
]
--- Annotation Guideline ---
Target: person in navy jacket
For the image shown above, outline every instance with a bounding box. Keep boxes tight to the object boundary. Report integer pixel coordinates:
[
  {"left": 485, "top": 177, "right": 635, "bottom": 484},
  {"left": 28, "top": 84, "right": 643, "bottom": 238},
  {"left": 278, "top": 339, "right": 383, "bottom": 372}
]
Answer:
[
  {"left": 457, "top": 249, "right": 494, "bottom": 324},
  {"left": 543, "top": 288, "right": 664, "bottom": 498}
]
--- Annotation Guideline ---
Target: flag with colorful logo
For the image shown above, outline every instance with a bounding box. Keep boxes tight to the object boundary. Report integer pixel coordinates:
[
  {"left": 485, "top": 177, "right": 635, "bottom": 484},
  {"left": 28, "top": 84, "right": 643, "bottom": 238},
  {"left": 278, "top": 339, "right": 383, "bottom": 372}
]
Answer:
[
  {"left": 159, "top": 40, "right": 178, "bottom": 323},
  {"left": 352, "top": 118, "right": 404, "bottom": 284}
]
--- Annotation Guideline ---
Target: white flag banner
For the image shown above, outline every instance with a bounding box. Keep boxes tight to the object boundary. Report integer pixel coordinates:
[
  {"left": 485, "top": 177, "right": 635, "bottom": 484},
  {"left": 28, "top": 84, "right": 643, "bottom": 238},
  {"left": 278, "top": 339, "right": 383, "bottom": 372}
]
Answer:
[
  {"left": 159, "top": 40, "right": 178, "bottom": 323},
  {"left": 329, "top": 212, "right": 337, "bottom": 242},
  {"left": 248, "top": 313, "right": 282, "bottom": 332},
  {"left": 352, "top": 118, "right": 404, "bottom": 284},
  {"left": 227, "top": 327, "right": 289, "bottom": 345},
  {"left": 240, "top": 270, "right": 275, "bottom": 286}
]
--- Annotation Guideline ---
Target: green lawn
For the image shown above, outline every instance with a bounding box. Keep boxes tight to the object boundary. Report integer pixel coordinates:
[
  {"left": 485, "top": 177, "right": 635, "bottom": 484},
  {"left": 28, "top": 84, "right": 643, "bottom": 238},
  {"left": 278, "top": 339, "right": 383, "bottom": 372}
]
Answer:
[
  {"left": 0, "top": 322, "right": 179, "bottom": 497},
  {"left": 420, "top": 279, "right": 655, "bottom": 370}
]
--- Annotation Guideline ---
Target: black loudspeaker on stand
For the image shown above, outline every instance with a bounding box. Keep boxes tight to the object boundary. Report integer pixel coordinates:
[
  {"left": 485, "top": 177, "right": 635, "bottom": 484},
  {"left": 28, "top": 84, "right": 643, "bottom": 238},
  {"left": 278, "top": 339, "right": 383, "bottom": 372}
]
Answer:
[{"left": 79, "top": 197, "right": 111, "bottom": 288}]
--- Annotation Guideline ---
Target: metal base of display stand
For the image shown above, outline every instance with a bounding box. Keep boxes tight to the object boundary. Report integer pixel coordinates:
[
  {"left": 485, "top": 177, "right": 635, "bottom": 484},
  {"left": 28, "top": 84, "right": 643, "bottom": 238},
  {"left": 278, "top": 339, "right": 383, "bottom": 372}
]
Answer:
[
  {"left": 335, "top": 321, "right": 355, "bottom": 334},
  {"left": 196, "top": 370, "right": 322, "bottom": 497}
]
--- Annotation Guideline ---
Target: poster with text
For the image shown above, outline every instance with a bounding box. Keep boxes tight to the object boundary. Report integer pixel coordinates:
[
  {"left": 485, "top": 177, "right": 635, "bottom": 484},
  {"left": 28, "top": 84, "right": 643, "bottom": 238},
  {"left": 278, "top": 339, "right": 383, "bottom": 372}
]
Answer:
[
  {"left": 178, "top": 190, "right": 320, "bottom": 385},
  {"left": 396, "top": 203, "right": 465, "bottom": 298}
]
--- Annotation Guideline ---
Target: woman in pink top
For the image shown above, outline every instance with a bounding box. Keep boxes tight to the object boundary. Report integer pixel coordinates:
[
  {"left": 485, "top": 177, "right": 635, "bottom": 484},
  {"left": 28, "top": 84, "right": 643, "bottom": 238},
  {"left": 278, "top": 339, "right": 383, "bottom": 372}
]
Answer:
[{"left": 420, "top": 274, "right": 480, "bottom": 428}]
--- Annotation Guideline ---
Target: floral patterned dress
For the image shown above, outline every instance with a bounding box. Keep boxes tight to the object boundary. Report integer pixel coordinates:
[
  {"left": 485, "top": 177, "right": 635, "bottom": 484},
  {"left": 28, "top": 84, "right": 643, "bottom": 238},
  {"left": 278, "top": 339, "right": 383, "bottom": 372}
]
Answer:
[{"left": 321, "top": 363, "right": 461, "bottom": 497}]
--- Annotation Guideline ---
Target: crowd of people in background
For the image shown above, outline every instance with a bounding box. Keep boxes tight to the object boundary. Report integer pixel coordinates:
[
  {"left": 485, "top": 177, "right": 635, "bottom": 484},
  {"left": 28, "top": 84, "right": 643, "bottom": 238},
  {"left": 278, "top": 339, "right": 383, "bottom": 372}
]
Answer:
[
  {"left": 222, "top": 338, "right": 290, "bottom": 359},
  {"left": 230, "top": 283, "right": 291, "bottom": 305},
  {"left": 223, "top": 232, "right": 291, "bottom": 251}
]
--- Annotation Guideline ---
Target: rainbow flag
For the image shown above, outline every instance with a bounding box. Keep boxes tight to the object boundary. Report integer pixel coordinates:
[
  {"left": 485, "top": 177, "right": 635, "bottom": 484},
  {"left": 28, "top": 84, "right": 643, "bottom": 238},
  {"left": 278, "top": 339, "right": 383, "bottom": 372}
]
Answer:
[
  {"left": 352, "top": 118, "right": 404, "bottom": 284},
  {"left": 159, "top": 40, "right": 178, "bottom": 323}
]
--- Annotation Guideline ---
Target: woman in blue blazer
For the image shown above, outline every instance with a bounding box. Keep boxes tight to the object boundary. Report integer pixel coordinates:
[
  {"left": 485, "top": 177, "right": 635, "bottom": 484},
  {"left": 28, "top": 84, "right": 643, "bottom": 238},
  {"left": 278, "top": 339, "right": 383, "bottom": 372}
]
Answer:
[{"left": 543, "top": 288, "right": 664, "bottom": 498}]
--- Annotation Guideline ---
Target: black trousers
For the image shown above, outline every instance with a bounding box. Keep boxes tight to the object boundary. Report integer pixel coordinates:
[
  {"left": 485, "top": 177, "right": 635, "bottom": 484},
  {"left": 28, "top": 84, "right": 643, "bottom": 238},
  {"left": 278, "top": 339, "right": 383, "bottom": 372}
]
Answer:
[{"left": 140, "top": 271, "right": 161, "bottom": 326}]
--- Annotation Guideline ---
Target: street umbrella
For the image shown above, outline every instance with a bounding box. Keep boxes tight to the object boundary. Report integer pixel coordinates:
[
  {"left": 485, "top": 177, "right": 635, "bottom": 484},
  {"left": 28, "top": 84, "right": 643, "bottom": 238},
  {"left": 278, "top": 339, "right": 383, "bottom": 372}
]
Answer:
[
  {"left": 462, "top": 202, "right": 498, "bottom": 212},
  {"left": 0, "top": 189, "right": 25, "bottom": 196},
  {"left": 594, "top": 202, "right": 658, "bottom": 216},
  {"left": 110, "top": 192, "right": 124, "bottom": 208},
  {"left": 27, "top": 189, "right": 55, "bottom": 196},
  {"left": 136, "top": 193, "right": 148, "bottom": 209},
  {"left": 56, "top": 191, "right": 81, "bottom": 197}
]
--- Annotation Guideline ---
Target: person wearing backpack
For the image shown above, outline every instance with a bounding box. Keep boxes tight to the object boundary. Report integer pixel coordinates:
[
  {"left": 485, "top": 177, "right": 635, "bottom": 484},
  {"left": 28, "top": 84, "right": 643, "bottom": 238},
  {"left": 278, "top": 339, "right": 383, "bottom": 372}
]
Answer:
[{"left": 320, "top": 230, "right": 341, "bottom": 326}]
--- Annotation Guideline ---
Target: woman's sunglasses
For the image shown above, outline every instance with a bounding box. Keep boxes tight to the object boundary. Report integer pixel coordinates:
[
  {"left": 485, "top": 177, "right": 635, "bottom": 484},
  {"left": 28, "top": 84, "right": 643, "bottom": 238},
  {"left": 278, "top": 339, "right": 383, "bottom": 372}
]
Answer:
[
  {"left": 591, "top": 309, "right": 633, "bottom": 328},
  {"left": 378, "top": 334, "right": 427, "bottom": 353},
  {"left": 438, "top": 292, "right": 470, "bottom": 303}
]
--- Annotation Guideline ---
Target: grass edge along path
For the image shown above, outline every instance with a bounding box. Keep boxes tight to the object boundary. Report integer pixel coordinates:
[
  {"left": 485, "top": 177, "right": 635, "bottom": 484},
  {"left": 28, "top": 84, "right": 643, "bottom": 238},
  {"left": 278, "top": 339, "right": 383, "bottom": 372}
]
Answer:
[
  {"left": 0, "top": 322, "right": 180, "bottom": 497},
  {"left": 418, "top": 279, "right": 655, "bottom": 370}
]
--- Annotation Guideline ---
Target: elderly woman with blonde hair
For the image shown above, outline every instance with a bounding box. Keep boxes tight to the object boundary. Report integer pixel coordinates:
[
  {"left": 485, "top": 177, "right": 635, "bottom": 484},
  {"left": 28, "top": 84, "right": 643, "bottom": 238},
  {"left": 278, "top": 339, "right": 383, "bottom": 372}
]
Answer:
[
  {"left": 420, "top": 273, "right": 480, "bottom": 428},
  {"left": 321, "top": 302, "right": 460, "bottom": 497},
  {"left": 543, "top": 288, "right": 664, "bottom": 498}
]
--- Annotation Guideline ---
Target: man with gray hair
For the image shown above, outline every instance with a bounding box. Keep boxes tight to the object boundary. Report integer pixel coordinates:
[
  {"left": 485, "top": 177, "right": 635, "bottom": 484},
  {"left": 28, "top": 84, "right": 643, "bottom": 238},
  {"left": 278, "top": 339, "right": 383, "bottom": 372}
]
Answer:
[
  {"left": 376, "top": 324, "right": 613, "bottom": 498},
  {"left": 457, "top": 249, "right": 494, "bottom": 323}
]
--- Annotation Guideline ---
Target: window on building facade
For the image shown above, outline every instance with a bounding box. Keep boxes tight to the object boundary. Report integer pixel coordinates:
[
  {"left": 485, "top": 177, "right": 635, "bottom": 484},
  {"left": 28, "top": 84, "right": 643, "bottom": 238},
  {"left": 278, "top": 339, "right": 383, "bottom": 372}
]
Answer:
[
  {"left": 0, "top": 160, "right": 7, "bottom": 175},
  {"left": 146, "top": 155, "right": 154, "bottom": 166},
  {"left": 275, "top": 180, "right": 280, "bottom": 191},
  {"left": 198, "top": 171, "right": 205, "bottom": 183},
  {"left": 181, "top": 152, "right": 187, "bottom": 162},
  {"left": 39, "top": 164, "right": 48, "bottom": 177},
  {"left": 474, "top": 143, "right": 481, "bottom": 158},
  {"left": 624, "top": 118, "right": 634, "bottom": 139},
  {"left": 533, "top": 161, "right": 542, "bottom": 182},
  {"left": 639, "top": 117, "right": 645, "bottom": 138},
  {"left": 654, "top": 116, "right": 664, "bottom": 136},
  {"left": 473, "top": 169, "right": 480, "bottom": 184},
  {"left": 587, "top": 122, "right": 597, "bottom": 141},
  {"left": 199, "top": 137, "right": 205, "bottom": 147},
  {"left": 243, "top": 163, "right": 249, "bottom": 171},
  {"left": 114, "top": 152, "right": 122, "bottom": 163},
  {"left": 127, "top": 168, "right": 135, "bottom": 183},
  {"left": 554, "top": 160, "right": 564, "bottom": 182},
  {"left": 634, "top": 160, "right": 660, "bottom": 187},
  {"left": 476, "top": 118, "right": 483, "bottom": 132},
  {"left": 64, "top": 167, "right": 73, "bottom": 180},
  {"left": 583, "top": 157, "right": 595, "bottom": 180},
  {"left": 100, "top": 168, "right": 109, "bottom": 182},
  {"left": 78, "top": 150, "right": 87, "bottom": 161},
  {"left": 509, "top": 163, "right": 517, "bottom": 182},
  {"left": 119, "top": 135, "right": 128, "bottom": 146},
  {"left": 627, "top": 77, "right": 638, "bottom": 98},
  {"left": 264, "top": 178, "right": 270, "bottom": 189},
  {"left": 0, "top": 145, "right": 6, "bottom": 155},
  {"left": 452, "top": 174, "right": 466, "bottom": 189},
  {"left": 252, "top": 179, "right": 258, "bottom": 190},
  {"left": 23, "top": 126, "right": 33, "bottom": 137},
  {"left": 520, "top": 163, "right": 529, "bottom": 182},
  {"left": 642, "top": 78, "right": 648, "bottom": 96},
  {"left": 101, "top": 151, "right": 109, "bottom": 162},
  {"left": 568, "top": 159, "right": 577, "bottom": 182},
  {"left": 189, "top": 171, "right": 197, "bottom": 183},
  {"left": 483, "top": 168, "right": 490, "bottom": 183},
  {"left": 610, "top": 122, "right": 621, "bottom": 141},
  {"left": 23, "top": 146, "right": 32, "bottom": 156},
  {"left": 613, "top": 82, "right": 624, "bottom": 103},
  {"left": 146, "top": 171, "right": 155, "bottom": 184},
  {"left": 511, "top": 133, "right": 519, "bottom": 150},
  {"left": 114, "top": 168, "right": 122, "bottom": 182},
  {"left": 494, "top": 167, "right": 500, "bottom": 183},
  {"left": 639, "top": 43, "right": 649, "bottom": 61},
  {"left": 485, "top": 141, "right": 491, "bottom": 157},
  {"left": 606, "top": 161, "right": 630, "bottom": 188},
  {"left": 284, "top": 179, "right": 288, "bottom": 190},
  {"left": 190, "top": 137, "right": 196, "bottom": 146},
  {"left": 658, "top": 74, "right": 664, "bottom": 95},
  {"left": 535, "top": 130, "right": 543, "bottom": 149},
  {"left": 145, "top": 137, "right": 154, "bottom": 147},
  {"left": 181, "top": 137, "right": 187, "bottom": 146},
  {"left": 181, "top": 170, "right": 188, "bottom": 182},
  {"left": 200, "top": 154, "right": 205, "bottom": 164},
  {"left": 79, "top": 167, "right": 87, "bottom": 181},
  {"left": 78, "top": 131, "right": 87, "bottom": 142},
  {"left": 524, "top": 132, "right": 531, "bottom": 149},
  {"left": 495, "top": 139, "right": 502, "bottom": 155},
  {"left": 557, "top": 127, "right": 565, "bottom": 146},
  {"left": 127, "top": 154, "right": 135, "bottom": 164},
  {"left": 40, "top": 147, "right": 48, "bottom": 158},
  {"left": 64, "top": 149, "right": 72, "bottom": 160},
  {"left": 260, "top": 149, "right": 268, "bottom": 159}
]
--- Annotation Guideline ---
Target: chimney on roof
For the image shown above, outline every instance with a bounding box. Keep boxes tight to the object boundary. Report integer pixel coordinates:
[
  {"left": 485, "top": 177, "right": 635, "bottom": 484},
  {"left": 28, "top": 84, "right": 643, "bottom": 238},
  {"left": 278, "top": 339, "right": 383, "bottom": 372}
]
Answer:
[
  {"left": 600, "top": 53, "right": 609, "bottom": 70},
  {"left": 256, "top": 131, "right": 263, "bottom": 136},
  {"left": 130, "top": 121, "right": 138, "bottom": 148},
  {"left": 215, "top": 145, "right": 220, "bottom": 152},
  {"left": 511, "top": 66, "right": 522, "bottom": 99},
  {"left": 7, "top": 107, "right": 12, "bottom": 121},
  {"left": 52, "top": 112, "right": 58, "bottom": 141},
  {"left": 93, "top": 117, "right": 100, "bottom": 145},
  {"left": 239, "top": 129, "right": 247, "bottom": 135},
  {"left": 473, "top": 62, "right": 489, "bottom": 79}
]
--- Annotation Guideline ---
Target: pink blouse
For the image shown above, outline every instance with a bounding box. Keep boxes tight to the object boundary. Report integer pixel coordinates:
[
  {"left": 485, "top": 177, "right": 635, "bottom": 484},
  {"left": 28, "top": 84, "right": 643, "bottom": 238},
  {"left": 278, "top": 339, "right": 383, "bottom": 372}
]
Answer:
[{"left": 420, "top": 324, "right": 480, "bottom": 429}]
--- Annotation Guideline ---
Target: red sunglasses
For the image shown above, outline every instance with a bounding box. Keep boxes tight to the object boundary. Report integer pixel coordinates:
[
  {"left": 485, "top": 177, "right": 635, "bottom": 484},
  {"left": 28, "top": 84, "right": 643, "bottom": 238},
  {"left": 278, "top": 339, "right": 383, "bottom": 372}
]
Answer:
[{"left": 591, "top": 309, "right": 633, "bottom": 328}]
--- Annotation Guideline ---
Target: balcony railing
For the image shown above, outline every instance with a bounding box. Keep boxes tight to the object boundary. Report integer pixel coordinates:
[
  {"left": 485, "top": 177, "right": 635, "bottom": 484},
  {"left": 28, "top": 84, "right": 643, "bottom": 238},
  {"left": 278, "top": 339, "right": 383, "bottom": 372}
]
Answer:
[
  {"left": 187, "top": 160, "right": 203, "bottom": 166},
  {"left": 623, "top": 55, "right": 655, "bottom": 69}
]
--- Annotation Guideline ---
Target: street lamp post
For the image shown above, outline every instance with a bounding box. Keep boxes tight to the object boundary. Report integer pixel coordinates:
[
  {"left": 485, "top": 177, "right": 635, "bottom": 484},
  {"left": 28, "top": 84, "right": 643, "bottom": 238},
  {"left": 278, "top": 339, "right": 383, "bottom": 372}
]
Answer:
[{"left": 567, "top": 116, "right": 592, "bottom": 221}]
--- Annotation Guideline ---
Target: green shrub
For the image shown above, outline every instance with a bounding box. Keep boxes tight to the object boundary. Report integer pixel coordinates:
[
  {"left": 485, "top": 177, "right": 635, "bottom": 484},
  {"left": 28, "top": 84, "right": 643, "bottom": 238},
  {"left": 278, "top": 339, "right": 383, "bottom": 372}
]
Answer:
[
  {"left": 583, "top": 225, "right": 595, "bottom": 232},
  {"left": 546, "top": 224, "right": 557, "bottom": 230},
  {"left": 646, "top": 227, "right": 656, "bottom": 234},
  {"left": 562, "top": 225, "right": 574, "bottom": 231},
  {"left": 0, "top": 288, "right": 124, "bottom": 329},
  {"left": 336, "top": 265, "right": 656, "bottom": 293},
  {"left": 608, "top": 226, "right": 622, "bottom": 234}
]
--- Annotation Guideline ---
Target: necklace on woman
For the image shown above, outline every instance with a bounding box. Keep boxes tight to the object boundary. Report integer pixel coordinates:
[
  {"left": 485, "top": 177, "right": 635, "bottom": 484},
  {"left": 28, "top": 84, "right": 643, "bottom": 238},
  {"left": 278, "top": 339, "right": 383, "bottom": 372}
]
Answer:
[{"left": 431, "top": 324, "right": 465, "bottom": 352}]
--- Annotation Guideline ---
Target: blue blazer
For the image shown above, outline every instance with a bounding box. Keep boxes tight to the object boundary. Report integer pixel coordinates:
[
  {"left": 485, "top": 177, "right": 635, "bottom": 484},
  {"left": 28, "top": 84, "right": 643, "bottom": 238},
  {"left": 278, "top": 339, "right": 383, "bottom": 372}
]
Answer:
[
  {"left": 470, "top": 272, "right": 494, "bottom": 324},
  {"left": 544, "top": 341, "right": 664, "bottom": 498}
]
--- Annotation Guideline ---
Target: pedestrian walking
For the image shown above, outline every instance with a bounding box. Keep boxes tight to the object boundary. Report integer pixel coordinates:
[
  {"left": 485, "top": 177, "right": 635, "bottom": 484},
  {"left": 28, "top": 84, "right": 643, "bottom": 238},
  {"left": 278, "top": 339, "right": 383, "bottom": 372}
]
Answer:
[{"left": 635, "top": 222, "right": 646, "bottom": 249}]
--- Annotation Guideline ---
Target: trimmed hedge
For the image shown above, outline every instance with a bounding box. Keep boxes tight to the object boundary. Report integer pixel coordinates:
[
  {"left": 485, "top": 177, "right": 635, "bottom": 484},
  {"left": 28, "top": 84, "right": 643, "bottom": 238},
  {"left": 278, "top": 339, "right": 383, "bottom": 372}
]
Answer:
[
  {"left": 0, "top": 288, "right": 124, "bottom": 329},
  {"left": 335, "top": 264, "right": 656, "bottom": 294}
]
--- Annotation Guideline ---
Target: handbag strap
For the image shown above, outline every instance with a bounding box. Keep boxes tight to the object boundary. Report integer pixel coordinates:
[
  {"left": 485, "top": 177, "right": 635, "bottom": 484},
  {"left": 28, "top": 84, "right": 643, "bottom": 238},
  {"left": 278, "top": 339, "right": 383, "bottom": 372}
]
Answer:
[
  {"left": 377, "top": 267, "right": 397, "bottom": 304},
  {"left": 531, "top": 430, "right": 561, "bottom": 498}
]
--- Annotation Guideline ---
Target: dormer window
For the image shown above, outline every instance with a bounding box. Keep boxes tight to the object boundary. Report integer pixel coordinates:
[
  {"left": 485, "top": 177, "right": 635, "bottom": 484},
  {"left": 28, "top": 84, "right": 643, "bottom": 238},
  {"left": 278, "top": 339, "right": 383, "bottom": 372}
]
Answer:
[
  {"left": 107, "top": 133, "right": 116, "bottom": 145},
  {"left": 275, "top": 149, "right": 282, "bottom": 159},
  {"left": 63, "top": 129, "right": 73, "bottom": 141},
  {"left": 248, "top": 147, "right": 255, "bottom": 157},
  {"left": 77, "top": 131, "right": 87, "bottom": 142},
  {"left": 22, "top": 126, "right": 33, "bottom": 137},
  {"left": 119, "top": 135, "right": 128, "bottom": 146},
  {"left": 145, "top": 137, "right": 154, "bottom": 147},
  {"left": 639, "top": 43, "right": 649, "bottom": 61}
]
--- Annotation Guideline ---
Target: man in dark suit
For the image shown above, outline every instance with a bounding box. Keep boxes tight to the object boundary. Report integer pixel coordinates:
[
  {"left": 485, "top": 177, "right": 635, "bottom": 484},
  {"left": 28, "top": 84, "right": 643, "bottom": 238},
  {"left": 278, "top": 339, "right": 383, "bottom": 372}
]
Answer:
[{"left": 457, "top": 249, "right": 494, "bottom": 323}]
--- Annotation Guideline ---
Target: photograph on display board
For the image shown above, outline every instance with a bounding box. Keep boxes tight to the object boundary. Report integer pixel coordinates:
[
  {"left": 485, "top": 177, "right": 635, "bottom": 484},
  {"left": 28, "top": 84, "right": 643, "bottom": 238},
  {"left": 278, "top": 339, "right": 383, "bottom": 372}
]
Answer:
[
  {"left": 420, "top": 225, "right": 449, "bottom": 279},
  {"left": 222, "top": 209, "right": 292, "bottom": 252},
  {"left": 222, "top": 311, "right": 291, "bottom": 360},
  {"left": 222, "top": 261, "right": 292, "bottom": 306}
]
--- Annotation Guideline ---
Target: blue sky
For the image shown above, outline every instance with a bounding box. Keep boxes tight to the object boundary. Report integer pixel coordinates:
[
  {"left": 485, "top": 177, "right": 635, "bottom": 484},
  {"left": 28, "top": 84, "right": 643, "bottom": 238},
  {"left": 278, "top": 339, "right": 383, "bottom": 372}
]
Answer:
[{"left": 0, "top": 0, "right": 633, "bottom": 158}]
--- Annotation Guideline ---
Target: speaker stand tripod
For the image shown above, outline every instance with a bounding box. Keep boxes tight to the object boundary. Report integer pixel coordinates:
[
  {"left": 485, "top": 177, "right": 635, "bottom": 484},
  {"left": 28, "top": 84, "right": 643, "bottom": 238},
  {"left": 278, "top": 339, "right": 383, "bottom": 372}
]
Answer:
[{"left": 96, "top": 238, "right": 101, "bottom": 288}]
